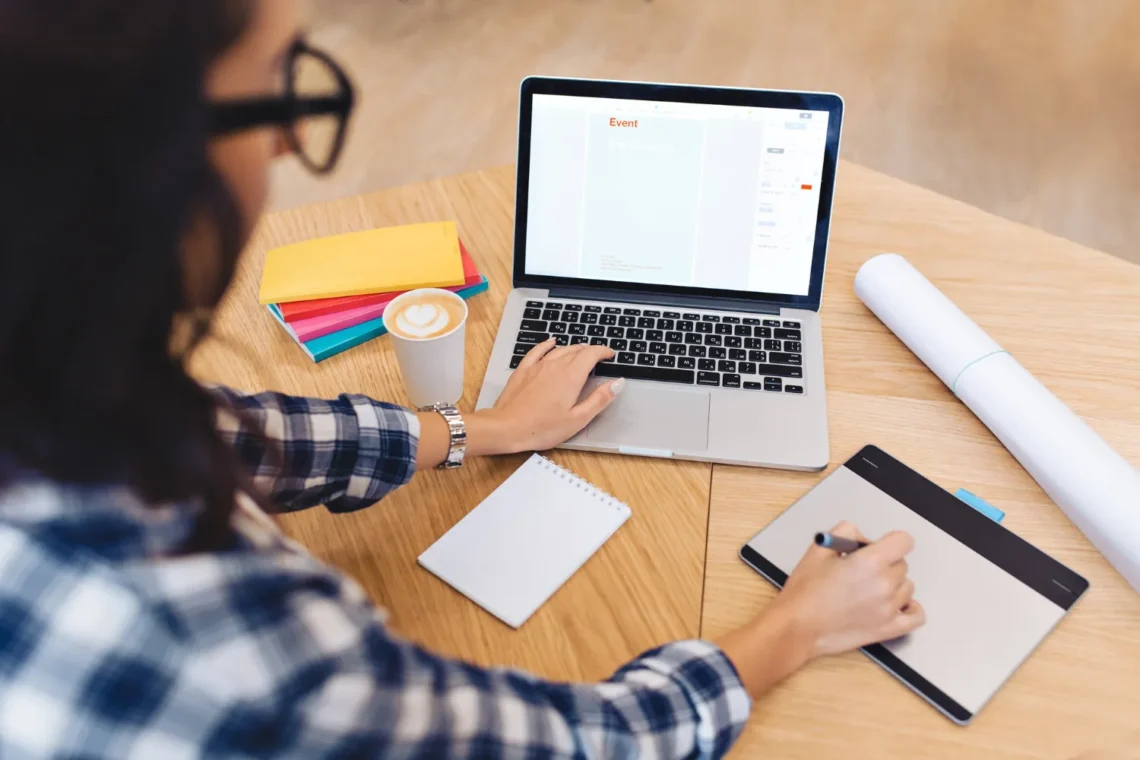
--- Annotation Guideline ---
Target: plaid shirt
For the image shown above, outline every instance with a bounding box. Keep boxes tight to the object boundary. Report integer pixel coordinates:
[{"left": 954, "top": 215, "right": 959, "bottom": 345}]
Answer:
[{"left": 0, "top": 387, "right": 750, "bottom": 758}]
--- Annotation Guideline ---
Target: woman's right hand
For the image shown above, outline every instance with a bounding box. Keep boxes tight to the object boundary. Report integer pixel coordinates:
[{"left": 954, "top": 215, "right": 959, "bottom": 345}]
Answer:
[{"left": 774, "top": 521, "right": 925, "bottom": 658}]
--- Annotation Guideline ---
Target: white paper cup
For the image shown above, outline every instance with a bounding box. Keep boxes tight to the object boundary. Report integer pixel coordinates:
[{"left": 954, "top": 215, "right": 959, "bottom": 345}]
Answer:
[{"left": 383, "top": 288, "right": 468, "bottom": 409}]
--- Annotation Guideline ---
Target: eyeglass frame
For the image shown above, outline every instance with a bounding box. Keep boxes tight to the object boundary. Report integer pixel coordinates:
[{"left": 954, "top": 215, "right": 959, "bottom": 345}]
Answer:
[{"left": 207, "top": 39, "right": 355, "bottom": 175}]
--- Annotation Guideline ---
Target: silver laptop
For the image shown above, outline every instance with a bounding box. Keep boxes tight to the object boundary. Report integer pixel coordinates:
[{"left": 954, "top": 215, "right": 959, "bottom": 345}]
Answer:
[{"left": 476, "top": 77, "right": 844, "bottom": 470}]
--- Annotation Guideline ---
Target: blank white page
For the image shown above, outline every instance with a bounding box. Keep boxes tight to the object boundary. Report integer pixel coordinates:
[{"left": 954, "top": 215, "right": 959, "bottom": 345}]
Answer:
[{"left": 418, "top": 454, "right": 632, "bottom": 628}]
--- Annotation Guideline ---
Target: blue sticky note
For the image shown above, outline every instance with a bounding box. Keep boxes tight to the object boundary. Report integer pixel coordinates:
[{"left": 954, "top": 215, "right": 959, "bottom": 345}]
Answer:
[{"left": 955, "top": 488, "right": 1005, "bottom": 523}]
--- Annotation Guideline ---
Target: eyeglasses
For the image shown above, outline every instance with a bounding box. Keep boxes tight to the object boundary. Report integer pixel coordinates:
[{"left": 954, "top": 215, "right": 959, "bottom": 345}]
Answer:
[{"left": 208, "top": 39, "right": 355, "bottom": 174}]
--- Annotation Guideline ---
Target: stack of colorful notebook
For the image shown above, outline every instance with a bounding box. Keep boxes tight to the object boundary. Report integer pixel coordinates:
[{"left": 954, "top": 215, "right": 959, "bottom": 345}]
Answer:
[{"left": 258, "top": 221, "right": 488, "bottom": 362}]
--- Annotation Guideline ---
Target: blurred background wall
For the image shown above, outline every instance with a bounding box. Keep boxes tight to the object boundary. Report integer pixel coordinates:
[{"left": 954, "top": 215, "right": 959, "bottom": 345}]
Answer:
[{"left": 276, "top": 0, "right": 1140, "bottom": 264}]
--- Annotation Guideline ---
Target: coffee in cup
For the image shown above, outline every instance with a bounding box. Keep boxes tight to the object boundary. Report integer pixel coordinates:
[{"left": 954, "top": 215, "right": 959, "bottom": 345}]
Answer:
[{"left": 383, "top": 288, "right": 468, "bottom": 408}]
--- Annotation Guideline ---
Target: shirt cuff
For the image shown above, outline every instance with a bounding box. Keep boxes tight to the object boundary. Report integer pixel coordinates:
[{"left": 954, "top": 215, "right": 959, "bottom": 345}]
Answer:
[{"left": 336, "top": 395, "right": 420, "bottom": 508}]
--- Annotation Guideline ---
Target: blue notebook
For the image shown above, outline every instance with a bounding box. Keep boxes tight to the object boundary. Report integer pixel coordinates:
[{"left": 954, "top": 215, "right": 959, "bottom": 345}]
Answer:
[{"left": 267, "top": 275, "right": 489, "bottom": 362}]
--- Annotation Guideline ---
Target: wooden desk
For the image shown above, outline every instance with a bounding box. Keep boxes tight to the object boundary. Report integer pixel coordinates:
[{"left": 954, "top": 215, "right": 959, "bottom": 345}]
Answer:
[{"left": 193, "top": 162, "right": 1140, "bottom": 758}]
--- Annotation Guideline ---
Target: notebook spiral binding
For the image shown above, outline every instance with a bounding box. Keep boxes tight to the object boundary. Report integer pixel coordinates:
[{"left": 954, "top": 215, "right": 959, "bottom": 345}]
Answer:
[{"left": 535, "top": 455, "right": 631, "bottom": 516}]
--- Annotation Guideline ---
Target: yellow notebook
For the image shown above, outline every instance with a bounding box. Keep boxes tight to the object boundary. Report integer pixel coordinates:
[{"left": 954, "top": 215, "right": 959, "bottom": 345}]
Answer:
[{"left": 258, "top": 221, "right": 465, "bottom": 304}]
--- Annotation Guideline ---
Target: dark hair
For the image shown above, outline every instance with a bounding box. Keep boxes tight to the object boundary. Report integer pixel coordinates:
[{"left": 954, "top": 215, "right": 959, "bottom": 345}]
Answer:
[{"left": 0, "top": 1, "right": 255, "bottom": 550}]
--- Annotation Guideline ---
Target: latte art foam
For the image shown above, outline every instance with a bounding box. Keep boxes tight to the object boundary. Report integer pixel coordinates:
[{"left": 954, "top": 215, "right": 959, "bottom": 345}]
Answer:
[{"left": 385, "top": 292, "right": 466, "bottom": 340}]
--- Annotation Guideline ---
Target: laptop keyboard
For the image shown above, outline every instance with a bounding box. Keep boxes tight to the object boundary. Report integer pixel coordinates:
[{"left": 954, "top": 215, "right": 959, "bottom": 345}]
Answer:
[{"left": 509, "top": 299, "right": 804, "bottom": 393}]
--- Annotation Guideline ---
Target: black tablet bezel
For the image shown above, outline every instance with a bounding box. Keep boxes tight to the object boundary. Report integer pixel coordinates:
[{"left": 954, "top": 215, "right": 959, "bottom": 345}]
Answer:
[
  {"left": 739, "top": 444, "right": 1089, "bottom": 725},
  {"left": 512, "top": 77, "right": 844, "bottom": 311}
]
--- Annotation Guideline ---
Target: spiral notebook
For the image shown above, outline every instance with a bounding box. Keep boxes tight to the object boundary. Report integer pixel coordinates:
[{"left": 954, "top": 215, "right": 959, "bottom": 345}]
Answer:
[{"left": 418, "top": 454, "right": 632, "bottom": 628}]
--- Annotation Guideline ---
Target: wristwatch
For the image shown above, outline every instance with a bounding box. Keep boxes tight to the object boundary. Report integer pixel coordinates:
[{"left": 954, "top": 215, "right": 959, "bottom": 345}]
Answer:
[{"left": 424, "top": 403, "right": 466, "bottom": 469}]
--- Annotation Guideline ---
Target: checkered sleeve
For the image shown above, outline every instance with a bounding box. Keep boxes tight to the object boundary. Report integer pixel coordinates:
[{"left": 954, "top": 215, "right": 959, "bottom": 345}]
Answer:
[{"left": 209, "top": 386, "right": 420, "bottom": 513}]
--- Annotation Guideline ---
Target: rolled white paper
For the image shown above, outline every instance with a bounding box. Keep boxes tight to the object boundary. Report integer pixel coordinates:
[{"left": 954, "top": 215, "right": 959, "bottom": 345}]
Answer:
[{"left": 855, "top": 253, "right": 1140, "bottom": 594}]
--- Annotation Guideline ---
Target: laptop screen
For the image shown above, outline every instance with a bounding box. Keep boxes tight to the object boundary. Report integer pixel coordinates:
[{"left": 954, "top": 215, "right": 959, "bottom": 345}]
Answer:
[{"left": 523, "top": 93, "right": 832, "bottom": 298}]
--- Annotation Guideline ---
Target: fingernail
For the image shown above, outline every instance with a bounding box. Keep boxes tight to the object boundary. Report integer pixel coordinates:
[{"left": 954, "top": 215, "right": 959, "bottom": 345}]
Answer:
[{"left": 610, "top": 378, "right": 626, "bottom": 396}]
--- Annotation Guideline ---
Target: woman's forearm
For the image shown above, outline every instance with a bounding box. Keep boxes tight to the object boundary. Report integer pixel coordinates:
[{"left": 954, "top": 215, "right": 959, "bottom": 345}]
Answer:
[{"left": 414, "top": 408, "right": 516, "bottom": 469}]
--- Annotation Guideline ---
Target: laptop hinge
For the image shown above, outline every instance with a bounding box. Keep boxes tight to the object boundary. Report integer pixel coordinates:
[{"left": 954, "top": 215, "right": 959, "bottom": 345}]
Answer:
[{"left": 545, "top": 285, "right": 783, "bottom": 315}]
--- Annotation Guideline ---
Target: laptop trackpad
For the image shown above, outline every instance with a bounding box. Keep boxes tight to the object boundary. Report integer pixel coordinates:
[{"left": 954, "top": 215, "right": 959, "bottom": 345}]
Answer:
[{"left": 587, "top": 382, "right": 710, "bottom": 452}]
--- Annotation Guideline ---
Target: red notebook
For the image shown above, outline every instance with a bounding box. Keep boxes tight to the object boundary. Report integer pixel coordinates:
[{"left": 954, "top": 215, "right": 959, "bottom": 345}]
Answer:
[{"left": 279, "top": 241, "right": 480, "bottom": 322}]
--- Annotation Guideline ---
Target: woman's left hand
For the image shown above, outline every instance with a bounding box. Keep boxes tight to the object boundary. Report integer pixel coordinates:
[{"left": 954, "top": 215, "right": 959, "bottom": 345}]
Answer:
[{"left": 469, "top": 339, "right": 625, "bottom": 456}]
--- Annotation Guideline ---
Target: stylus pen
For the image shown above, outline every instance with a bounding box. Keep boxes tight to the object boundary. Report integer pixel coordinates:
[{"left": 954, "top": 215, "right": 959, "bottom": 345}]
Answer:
[{"left": 814, "top": 532, "right": 868, "bottom": 554}]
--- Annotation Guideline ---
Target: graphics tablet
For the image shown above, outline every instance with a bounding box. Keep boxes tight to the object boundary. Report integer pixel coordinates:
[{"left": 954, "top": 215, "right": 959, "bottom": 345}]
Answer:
[{"left": 740, "top": 445, "right": 1088, "bottom": 724}]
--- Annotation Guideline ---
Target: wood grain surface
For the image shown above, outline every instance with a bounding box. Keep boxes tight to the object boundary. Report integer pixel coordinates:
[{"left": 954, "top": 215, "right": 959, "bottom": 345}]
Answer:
[
  {"left": 702, "top": 164, "right": 1140, "bottom": 759},
  {"left": 193, "top": 160, "right": 1140, "bottom": 757},
  {"left": 190, "top": 167, "right": 711, "bottom": 683}
]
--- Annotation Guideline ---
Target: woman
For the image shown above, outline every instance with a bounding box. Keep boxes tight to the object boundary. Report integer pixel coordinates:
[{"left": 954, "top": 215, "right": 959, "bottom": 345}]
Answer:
[{"left": 0, "top": 1, "right": 924, "bottom": 757}]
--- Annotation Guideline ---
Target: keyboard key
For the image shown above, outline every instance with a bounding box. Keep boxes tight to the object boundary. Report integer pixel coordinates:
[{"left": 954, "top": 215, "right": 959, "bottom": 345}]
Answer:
[
  {"left": 627, "top": 328, "right": 645, "bottom": 340},
  {"left": 560, "top": 312, "right": 579, "bottom": 323},
  {"left": 723, "top": 373, "right": 741, "bottom": 388},
  {"left": 594, "top": 362, "right": 695, "bottom": 385},
  {"left": 649, "top": 342, "right": 667, "bottom": 354},
  {"left": 517, "top": 331, "right": 549, "bottom": 344},
  {"left": 684, "top": 333, "right": 703, "bottom": 345},
  {"left": 743, "top": 318, "right": 761, "bottom": 325},
  {"left": 554, "top": 335, "right": 570, "bottom": 346},
  {"left": 697, "top": 371, "right": 720, "bottom": 386},
  {"left": 587, "top": 325, "right": 606, "bottom": 337},
  {"left": 604, "top": 306, "right": 621, "bottom": 314},
  {"left": 668, "top": 344, "right": 687, "bottom": 356},
  {"left": 704, "top": 334, "right": 723, "bottom": 346},
  {"left": 763, "top": 319, "right": 780, "bottom": 327},
  {"left": 647, "top": 330, "right": 664, "bottom": 341},
  {"left": 542, "top": 309, "right": 560, "bottom": 321},
  {"left": 569, "top": 324, "right": 586, "bottom": 335},
  {"left": 585, "top": 305, "right": 602, "bottom": 313},
  {"left": 570, "top": 335, "right": 588, "bottom": 345},
  {"left": 714, "top": 323, "right": 732, "bottom": 335},
  {"left": 600, "top": 314, "right": 618, "bottom": 326},
  {"left": 606, "top": 326, "right": 625, "bottom": 338},
  {"left": 764, "top": 339, "right": 781, "bottom": 351},
  {"left": 657, "top": 319, "right": 675, "bottom": 330},
  {"left": 617, "top": 352, "right": 636, "bottom": 364},
  {"left": 546, "top": 302, "right": 563, "bottom": 310},
  {"left": 784, "top": 341, "right": 802, "bottom": 353},
  {"left": 623, "top": 308, "right": 641, "bottom": 315},
  {"left": 702, "top": 315, "right": 720, "bottom": 322},
  {"left": 664, "top": 311, "right": 680, "bottom": 319},
  {"left": 630, "top": 340, "right": 648, "bottom": 353},
  {"left": 526, "top": 300, "right": 543, "bottom": 308},
  {"left": 512, "top": 343, "right": 531, "bottom": 356},
  {"left": 638, "top": 317, "right": 655, "bottom": 328},
  {"left": 637, "top": 353, "right": 656, "bottom": 366},
  {"left": 590, "top": 337, "right": 607, "bottom": 346},
  {"left": 610, "top": 339, "right": 628, "bottom": 351},
  {"left": 756, "top": 364, "right": 802, "bottom": 378},
  {"left": 696, "top": 322, "right": 713, "bottom": 334},
  {"left": 771, "top": 352, "right": 802, "bottom": 365},
  {"left": 520, "top": 320, "right": 548, "bottom": 332},
  {"left": 723, "top": 316, "right": 740, "bottom": 324},
  {"left": 725, "top": 336, "right": 742, "bottom": 348},
  {"left": 775, "top": 328, "right": 801, "bottom": 340},
  {"left": 678, "top": 357, "right": 696, "bottom": 369},
  {"left": 785, "top": 385, "right": 804, "bottom": 393},
  {"left": 688, "top": 345, "right": 707, "bottom": 357},
  {"left": 666, "top": 331, "right": 683, "bottom": 343},
  {"left": 733, "top": 324, "right": 751, "bottom": 336},
  {"left": 739, "top": 361, "right": 757, "bottom": 374},
  {"left": 744, "top": 381, "right": 765, "bottom": 390},
  {"left": 510, "top": 355, "right": 523, "bottom": 369},
  {"left": 783, "top": 321, "right": 801, "bottom": 328},
  {"left": 744, "top": 338, "right": 764, "bottom": 349},
  {"left": 658, "top": 355, "right": 676, "bottom": 368},
  {"left": 550, "top": 322, "right": 567, "bottom": 334},
  {"left": 764, "top": 382, "right": 782, "bottom": 392},
  {"left": 523, "top": 308, "right": 541, "bottom": 319},
  {"left": 698, "top": 358, "right": 716, "bottom": 371},
  {"left": 564, "top": 303, "right": 583, "bottom": 312},
  {"left": 718, "top": 360, "right": 736, "bottom": 373},
  {"left": 749, "top": 350, "right": 767, "bottom": 362},
  {"left": 677, "top": 320, "right": 694, "bottom": 332},
  {"left": 683, "top": 313, "right": 700, "bottom": 320},
  {"left": 643, "top": 310, "right": 661, "bottom": 318},
  {"left": 729, "top": 348, "right": 746, "bottom": 361},
  {"left": 580, "top": 313, "right": 598, "bottom": 324},
  {"left": 756, "top": 327, "right": 772, "bottom": 338},
  {"left": 619, "top": 316, "right": 636, "bottom": 327},
  {"left": 709, "top": 347, "right": 727, "bottom": 359}
]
